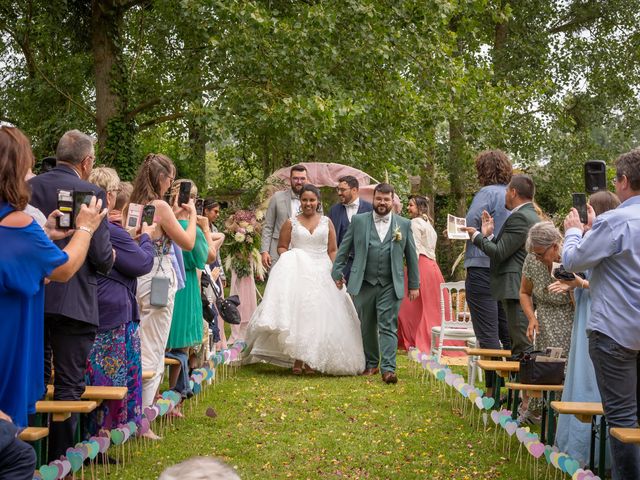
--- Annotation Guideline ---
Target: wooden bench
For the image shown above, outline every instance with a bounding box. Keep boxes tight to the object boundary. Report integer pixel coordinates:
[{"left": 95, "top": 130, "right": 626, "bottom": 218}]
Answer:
[
  {"left": 505, "top": 382, "right": 563, "bottom": 443},
  {"left": 35, "top": 400, "right": 98, "bottom": 422},
  {"left": 464, "top": 348, "right": 512, "bottom": 358},
  {"left": 46, "top": 385, "right": 128, "bottom": 402},
  {"left": 610, "top": 427, "right": 640, "bottom": 444},
  {"left": 477, "top": 360, "right": 519, "bottom": 409},
  {"left": 142, "top": 370, "right": 155, "bottom": 380},
  {"left": 18, "top": 427, "right": 49, "bottom": 442},
  {"left": 164, "top": 357, "right": 180, "bottom": 366},
  {"left": 550, "top": 401, "right": 606, "bottom": 476}
]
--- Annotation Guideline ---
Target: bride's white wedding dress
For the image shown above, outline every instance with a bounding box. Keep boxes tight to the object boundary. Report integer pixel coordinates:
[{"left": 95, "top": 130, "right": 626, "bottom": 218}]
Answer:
[{"left": 244, "top": 216, "right": 365, "bottom": 375}]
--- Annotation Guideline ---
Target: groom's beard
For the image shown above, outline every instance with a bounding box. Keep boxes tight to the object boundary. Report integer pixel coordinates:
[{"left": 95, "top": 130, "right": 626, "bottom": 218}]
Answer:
[{"left": 374, "top": 203, "right": 392, "bottom": 216}]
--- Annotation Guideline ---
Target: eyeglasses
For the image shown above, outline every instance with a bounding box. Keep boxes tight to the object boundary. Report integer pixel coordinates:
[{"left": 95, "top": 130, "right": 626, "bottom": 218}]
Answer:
[{"left": 336, "top": 187, "right": 350, "bottom": 193}]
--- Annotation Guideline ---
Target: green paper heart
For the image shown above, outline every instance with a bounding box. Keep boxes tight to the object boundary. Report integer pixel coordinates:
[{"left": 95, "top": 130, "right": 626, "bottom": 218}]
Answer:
[
  {"left": 87, "top": 440, "right": 99, "bottom": 460},
  {"left": 111, "top": 429, "right": 125, "bottom": 445},
  {"left": 38, "top": 465, "right": 59, "bottom": 480},
  {"left": 482, "top": 397, "right": 495, "bottom": 410},
  {"left": 67, "top": 451, "right": 84, "bottom": 472}
]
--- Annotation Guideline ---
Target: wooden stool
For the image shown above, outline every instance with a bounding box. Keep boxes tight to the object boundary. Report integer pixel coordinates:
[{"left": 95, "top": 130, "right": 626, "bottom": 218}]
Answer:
[
  {"left": 610, "top": 427, "right": 640, "bottom": 444},
  {"left": 477, "top": 360, "right": 519, "bottom": 409},
  {"left": 19, "top": 427, "right": 49, "bottom": 467},
  {"left": 551, "top": 401, "right": 605, "bottom": 476},
  {"left": 505, "top": 382, "right": 563, "bottom": 443}
]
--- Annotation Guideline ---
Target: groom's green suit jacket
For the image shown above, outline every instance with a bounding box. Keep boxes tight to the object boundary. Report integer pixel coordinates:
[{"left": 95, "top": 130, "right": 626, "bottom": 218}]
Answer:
[{"left": 331, "top": 212, "right": 420, "bottom": 299}]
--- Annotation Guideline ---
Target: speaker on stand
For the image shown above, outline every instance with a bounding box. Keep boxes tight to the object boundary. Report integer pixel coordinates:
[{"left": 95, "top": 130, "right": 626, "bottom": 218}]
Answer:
[{"left": 584, "top": 161, "right": 607, "bottom": 193}]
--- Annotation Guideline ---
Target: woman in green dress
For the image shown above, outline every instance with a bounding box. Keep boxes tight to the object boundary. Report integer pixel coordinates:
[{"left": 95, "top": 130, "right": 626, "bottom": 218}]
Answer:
[{"left": 166, "top": 179, "right": 216, "bottom": 399}]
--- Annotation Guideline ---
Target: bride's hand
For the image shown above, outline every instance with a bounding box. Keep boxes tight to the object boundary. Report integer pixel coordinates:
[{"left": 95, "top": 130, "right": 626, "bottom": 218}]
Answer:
[{"left": 334, "top": 278, "right": 344, "bottom": 290}]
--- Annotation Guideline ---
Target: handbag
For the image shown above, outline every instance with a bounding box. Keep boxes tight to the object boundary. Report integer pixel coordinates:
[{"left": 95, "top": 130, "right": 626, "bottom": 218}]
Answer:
[
  {"left": 212, "top": 285, "right": 241, "bottom": 325},
  {"left": 150, "top": 247, "right": 171, "bottom": 307},
  {"left": 518, "top": 351, "right": 565, "bottom": 385}
]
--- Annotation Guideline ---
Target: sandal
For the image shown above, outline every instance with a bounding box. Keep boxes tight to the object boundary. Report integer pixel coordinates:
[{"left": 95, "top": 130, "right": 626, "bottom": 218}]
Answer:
[{"left": 303, "top": 363, "right": 316, "bottom": 375}]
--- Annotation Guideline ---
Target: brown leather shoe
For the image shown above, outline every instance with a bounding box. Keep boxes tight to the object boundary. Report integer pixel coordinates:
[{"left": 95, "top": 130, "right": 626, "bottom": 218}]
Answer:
[
  {"left": 360, "top": 367, "right": 380, "bottom": 376},
  {"left": 382, "top": 372, "right": 398, "bottom": 384}
]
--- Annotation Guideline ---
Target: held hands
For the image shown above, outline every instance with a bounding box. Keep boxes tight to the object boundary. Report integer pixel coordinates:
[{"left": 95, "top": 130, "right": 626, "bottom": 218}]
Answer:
[
  {"left": 409, "top": 288, "right": 419, "bottom": 301},
  {"left": 334, "top": 276, "right": 345, "bottom": 290}
]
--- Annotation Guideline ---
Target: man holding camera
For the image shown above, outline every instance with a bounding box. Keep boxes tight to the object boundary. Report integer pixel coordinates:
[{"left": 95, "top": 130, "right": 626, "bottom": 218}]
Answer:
[
  {"left": 28, "top": 130, "right": 113, "bottom": 461},
  {"left": 563, "top": 150, "right": 640, "bottom": 479}
]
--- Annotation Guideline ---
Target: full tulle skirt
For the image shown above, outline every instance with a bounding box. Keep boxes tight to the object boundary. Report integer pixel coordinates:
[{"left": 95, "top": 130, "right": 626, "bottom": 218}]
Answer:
[{"left": 244, "top": 248, "right": 365, "bottom": 375}]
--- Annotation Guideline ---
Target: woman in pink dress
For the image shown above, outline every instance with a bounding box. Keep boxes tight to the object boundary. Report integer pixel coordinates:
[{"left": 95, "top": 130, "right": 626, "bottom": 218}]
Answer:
[{"left": 397, "top": 195, "right": 449, "bottom": 354}]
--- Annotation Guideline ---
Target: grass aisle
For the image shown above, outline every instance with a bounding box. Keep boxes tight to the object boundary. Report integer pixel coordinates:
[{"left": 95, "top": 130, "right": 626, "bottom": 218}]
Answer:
[{"left": 113, "top": 355, "right": 535, "bottom": 479}]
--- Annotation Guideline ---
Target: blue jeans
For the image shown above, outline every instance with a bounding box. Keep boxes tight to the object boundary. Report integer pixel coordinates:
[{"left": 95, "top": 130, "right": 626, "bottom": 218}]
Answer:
[
  {"left": 165, "top": 350, "right": 192, "bottom": 397},
  {"left": 589, "top": 330, "right": 640, "bottom": 479}
]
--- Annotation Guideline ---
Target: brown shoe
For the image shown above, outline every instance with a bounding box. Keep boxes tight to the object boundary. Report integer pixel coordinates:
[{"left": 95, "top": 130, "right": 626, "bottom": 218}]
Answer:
[
  {"left": 360, "top": 367, "right": 380, "bottom": 376},
  {"left": 382, "top": 372, "right": 398, "bottom": 384}
]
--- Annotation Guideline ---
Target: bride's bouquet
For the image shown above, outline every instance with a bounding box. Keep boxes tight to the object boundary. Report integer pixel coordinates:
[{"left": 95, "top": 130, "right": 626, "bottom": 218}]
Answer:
[{"left": 223, "top": 209, "right": 265, "bottom": 280}]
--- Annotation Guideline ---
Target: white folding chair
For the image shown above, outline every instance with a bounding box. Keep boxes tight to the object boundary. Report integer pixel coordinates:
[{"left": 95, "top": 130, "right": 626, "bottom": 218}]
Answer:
[{"left": 431, "top": 281, "right": 476, "bottom": 363}]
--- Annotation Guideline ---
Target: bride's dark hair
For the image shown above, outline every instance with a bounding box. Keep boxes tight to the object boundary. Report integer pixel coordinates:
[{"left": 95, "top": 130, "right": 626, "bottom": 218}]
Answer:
[{"left": 300, "top": 184, "right": 322, "bottom": 212}]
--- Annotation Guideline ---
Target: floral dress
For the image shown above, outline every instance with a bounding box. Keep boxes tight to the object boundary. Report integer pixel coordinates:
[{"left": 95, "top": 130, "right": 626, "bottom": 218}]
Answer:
[{"left": 522, "top": 253, "right": 575, "bottom": 358}]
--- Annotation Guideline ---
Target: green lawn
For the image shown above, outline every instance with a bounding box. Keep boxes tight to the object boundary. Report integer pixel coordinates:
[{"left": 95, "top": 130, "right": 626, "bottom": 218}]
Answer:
[{"left": 109, "top": 355, "right": 540, "bottom": 479}]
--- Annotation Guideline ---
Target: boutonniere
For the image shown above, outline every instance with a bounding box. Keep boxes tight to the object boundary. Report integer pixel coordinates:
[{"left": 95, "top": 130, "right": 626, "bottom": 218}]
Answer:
[{"left": 392, "top": 225, "right": 402, "bottom": 242}]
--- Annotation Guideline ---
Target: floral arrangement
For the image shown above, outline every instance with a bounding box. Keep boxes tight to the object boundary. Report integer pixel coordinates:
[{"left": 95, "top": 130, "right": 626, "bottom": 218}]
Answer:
[{"left": 223, "top": 209, "right": 265, "bottom": 280}]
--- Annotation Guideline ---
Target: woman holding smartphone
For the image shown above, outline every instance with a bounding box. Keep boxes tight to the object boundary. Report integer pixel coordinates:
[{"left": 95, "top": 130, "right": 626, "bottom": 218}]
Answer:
[{"left": 129, "top": 153, "right": 197, "bottom": 440}]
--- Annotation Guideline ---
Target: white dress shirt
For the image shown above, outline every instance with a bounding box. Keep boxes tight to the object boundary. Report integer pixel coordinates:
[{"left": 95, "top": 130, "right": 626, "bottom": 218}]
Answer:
[
  {"left": 373, "top": 212, "right": 392, "bottom": 241},
  {"left": 411, "top": 217, "right": 437, "bottom": 260},
  {"left": 345, "top": 198, "right": 360, "bottom": 222}
]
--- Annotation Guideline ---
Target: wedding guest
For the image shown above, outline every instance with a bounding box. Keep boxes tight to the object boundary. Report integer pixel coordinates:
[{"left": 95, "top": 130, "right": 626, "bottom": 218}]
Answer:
[
  {"left": 520, "top": 221, "right": 574, "bottom": 424},
  {"left": 85, "top": 168, "right": 155, "bottom": 435},
  {"left": 159, "top": 456, "right": 240, "bottom": 480},
  {"left": 166, "top": 180, "right": 214, "bottom": 401},
  {"left": 129, "top": 153, "right": 197, "bottom": 439},
  {"left": 555, "top": 190, "right": 619, "bottom": 467},
  {"left": 563, "top": 148, "right": 640, "bottom": 479},
  {"left": 108, "top": 181, "right": 133, "bottom": 225},
  {"left": 0, "top": 126, "right": 106, "bottom": 430},
  {"left": 28, "top": 129, "right": 114, "bottom": 461},
  {"left": 328, "top": 175, "right": 372, "bottom": 281},
  {"left": 203, "top": 198, "right": 227, "bottom": 349},
  {"left": 464, "top": 174, "right": 540, "bottom": 358},
  {"left": 397, "top": 195, "right": 447, "bottom": 353},
  {"left": 0, "top": 410, "right": 35, "bottom": 480},
  {"left": 260, "top": 164, "right": 307, "bottom": 269},
  {"left": 463, "top": 149, "right": 512, "bottom": 395}
]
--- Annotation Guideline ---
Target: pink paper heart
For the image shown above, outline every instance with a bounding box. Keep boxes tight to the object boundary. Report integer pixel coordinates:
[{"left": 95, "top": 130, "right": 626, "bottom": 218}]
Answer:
[
  {"left": 505, "top": 421, "right": 518, "bottom": 436},
  {"left": 527, "top": 441, "right": 546, "bottom": 459},
  {"left": 144, "top": 406, "right": 158, "bottom": 422}
]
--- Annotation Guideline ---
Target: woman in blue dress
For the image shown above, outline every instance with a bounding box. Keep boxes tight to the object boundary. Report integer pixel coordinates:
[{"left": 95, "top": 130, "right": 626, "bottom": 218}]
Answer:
[
  {"left": 0, "top": 126, "right": 106, "bottom": 429},
  {"left": 555, "top": 191, "right": 620, "bottom": 467}
]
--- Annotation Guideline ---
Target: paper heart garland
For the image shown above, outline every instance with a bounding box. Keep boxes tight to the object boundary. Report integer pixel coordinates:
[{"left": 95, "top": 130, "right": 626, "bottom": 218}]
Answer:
[
  {"left": 38, "top": 464, "right": 59, "bottom": 480},
  {"left": 527, "top": 441, "right": 546, "bottom": 459}
]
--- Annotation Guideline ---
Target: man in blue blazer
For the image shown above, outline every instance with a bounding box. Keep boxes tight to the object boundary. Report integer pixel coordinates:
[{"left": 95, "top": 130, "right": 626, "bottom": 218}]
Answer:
[
  {"left": 28, "top": 130, "right": 113, "bottom": 462},
  {"left": 328, "top": 175, "right": 372, "bottom": 281}
]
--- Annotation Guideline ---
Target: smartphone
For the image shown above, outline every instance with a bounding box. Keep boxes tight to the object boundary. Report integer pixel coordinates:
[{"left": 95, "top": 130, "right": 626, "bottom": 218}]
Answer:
[
  {"left": 142, "top": 205, "right": 156, "bottom": 227},
  {"left": 126, "top": 203, "right": 143, "bottom": 230},
  {"left": 56, "top": 189, "right": 73, "bottom": 229},
  {"left": 178, "top": 181, "right": 192, "bottom": 206},
  {"left": 73, "top": 191, "right": 94, "bottom": 228},
  {"left": 572, "top": 192, "right": 588, "bottom": 224},
  {"left": 195, "top": 198, "right": 204, "bottom": 216}
]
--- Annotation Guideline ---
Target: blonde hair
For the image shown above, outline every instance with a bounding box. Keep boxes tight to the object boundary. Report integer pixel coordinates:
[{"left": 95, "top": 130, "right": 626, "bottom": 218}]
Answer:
[
  {"left": 170, "top": 178, "right": 198, "bottom": 205},
  {"left": 114, "top": 181, "right": 133, "bottom": 211},
  {"left": 88, "top": 166, "right": 120, "bottom": 192}
]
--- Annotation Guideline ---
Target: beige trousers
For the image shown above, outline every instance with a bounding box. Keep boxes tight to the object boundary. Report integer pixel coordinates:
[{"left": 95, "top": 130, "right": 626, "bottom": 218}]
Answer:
[{"left": 137, "top": 256, "right": 177, "bottom": 408}]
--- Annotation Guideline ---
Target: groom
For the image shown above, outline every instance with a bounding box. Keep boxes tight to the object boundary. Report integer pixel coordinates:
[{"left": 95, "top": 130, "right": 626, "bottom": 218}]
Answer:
[{"left": 332, "top": 183, "right": 420, "bottom": 384}]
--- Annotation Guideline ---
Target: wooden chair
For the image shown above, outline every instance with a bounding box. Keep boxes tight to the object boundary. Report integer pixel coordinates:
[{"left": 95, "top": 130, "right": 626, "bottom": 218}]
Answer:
[
  {"left": 550, "top": 401, "right": 606, "bottom": 476},
  {"left": 431, "top": 281, "right": 475, "bottom": 362}
]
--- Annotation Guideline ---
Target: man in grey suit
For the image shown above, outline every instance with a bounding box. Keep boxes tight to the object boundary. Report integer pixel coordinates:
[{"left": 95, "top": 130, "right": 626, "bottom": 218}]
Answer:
[{"left": 260, "top": 164, "right": 307, "bottom": 269}]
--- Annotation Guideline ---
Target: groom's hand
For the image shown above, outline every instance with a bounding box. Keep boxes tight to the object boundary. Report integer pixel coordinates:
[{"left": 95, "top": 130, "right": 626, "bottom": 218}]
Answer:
[
  {"left": 334, "top": 278, "right": 344, "bottom": 289},
  {"left": 409, "top": 289, "right": 419, "bottom": 301}
]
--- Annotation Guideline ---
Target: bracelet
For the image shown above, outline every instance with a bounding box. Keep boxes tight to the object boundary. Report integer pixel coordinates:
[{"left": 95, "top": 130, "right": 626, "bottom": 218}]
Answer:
[{"left": 77, "top": 225, "right": 94, "bottom": 238}]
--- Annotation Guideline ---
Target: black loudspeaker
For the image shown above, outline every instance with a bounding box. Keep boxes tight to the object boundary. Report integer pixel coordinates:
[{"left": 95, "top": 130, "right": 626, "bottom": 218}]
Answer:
[{"left": 584, "top": 161, "right": 607, "bottom": 193}]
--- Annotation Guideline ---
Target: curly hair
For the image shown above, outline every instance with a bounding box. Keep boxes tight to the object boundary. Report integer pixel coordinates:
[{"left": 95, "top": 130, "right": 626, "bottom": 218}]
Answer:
[{"left": 475, "top": 149, "right": 513, "bottom": 186}]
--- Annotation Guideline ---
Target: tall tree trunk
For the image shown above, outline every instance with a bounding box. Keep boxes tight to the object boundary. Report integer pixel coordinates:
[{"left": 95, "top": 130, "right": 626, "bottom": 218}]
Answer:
[{"left": 448, "top": 117, "right": 467, "bottom": 216}]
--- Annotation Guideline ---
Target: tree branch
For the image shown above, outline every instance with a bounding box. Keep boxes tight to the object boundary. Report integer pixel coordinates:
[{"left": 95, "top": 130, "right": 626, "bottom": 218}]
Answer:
[
  {"left": 32, "top": 62, "right": 96, "bottom": 120},
  {"left": 136, "top": 112, "right": 185, "bottom": 131}
]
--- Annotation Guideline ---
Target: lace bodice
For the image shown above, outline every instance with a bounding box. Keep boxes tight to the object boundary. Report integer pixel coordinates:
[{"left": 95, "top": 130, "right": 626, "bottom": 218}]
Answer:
[{"left": 290, "top": 216, "right": 329, "bottom": 257}]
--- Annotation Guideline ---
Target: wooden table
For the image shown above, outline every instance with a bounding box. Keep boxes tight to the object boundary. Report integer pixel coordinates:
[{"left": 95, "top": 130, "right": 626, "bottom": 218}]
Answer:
[
  {"left": 476, "top": 360, "right": 520, "bottom": 409},
  {"left": 551, "top": 401, "right": 605, "bottom": 476}
]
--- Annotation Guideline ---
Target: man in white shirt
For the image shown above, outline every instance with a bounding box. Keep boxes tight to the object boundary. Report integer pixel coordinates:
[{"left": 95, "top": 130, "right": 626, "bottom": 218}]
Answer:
[{"left": 260, "top": 164, "right": 307, "bottom": 269}]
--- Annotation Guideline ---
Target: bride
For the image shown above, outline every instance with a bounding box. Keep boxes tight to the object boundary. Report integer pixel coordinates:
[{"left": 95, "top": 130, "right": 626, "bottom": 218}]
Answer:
[{"left": 245, "top": 184, "right": 365, "bottom": 375}]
